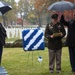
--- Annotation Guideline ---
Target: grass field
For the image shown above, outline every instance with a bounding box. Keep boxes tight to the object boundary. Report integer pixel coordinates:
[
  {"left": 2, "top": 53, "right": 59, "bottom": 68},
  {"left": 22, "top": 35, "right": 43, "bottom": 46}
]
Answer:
[
  {"left": 1, "top": 47, "right": 73, "bottom": 75},
  {"left": 6, "top": 37, "right": 20, "bottom": 42}
]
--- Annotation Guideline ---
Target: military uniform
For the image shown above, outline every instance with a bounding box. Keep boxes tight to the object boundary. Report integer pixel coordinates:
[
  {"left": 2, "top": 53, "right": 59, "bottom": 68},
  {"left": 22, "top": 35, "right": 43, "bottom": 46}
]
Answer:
[
  {"left": 45, "top": 14, "right": 66, "bottom": 73},
  {"left": 45, "top": 22, "right": 65, "bottom": 50}
]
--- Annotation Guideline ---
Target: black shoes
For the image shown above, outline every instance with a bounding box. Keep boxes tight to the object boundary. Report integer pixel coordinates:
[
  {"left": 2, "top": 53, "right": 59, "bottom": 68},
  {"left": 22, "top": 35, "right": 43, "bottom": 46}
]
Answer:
[
  {"left": 50, "top": 70, "right": 61, "bottom": 74},
  {"left": 72, "top": 71, "right": 75, "bottom": 74},
  {"left": 50, "top": 70, "right": 54, "bottom": 73},
  {"left": 56, "top": 70, "right": 61, "bottom": 74}
]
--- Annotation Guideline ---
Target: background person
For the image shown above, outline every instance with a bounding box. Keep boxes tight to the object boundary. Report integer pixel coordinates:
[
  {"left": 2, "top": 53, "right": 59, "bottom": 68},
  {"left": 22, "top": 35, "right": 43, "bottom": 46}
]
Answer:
[
  {"left": 0, "top": 23, "right": 7, "bottom": 66},
  {"left": 60, "top": 13, "right": 75, "bottom": 74}
]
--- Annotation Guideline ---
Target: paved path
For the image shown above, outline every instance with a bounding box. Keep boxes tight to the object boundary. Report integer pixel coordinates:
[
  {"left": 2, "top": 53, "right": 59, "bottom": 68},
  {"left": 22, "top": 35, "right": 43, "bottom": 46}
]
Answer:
[{"left": 0, "top": 66, "right": 8, "bottom": 75}]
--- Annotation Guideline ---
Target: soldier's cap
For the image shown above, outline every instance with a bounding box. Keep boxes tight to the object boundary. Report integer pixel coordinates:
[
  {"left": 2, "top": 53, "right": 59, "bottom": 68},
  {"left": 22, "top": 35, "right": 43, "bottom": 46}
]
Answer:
[{"left": 51, "top": 14, "right": 58, "bottom": 20}]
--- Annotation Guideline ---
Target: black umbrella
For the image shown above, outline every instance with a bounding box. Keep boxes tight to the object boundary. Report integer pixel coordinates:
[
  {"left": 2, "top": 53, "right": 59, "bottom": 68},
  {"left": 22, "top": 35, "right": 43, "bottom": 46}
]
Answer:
[
  {"left": 0, "top": 1, "right": 12, "bottom": 15},
  {"left": 48, "top": 1, "right": 75, "bottom": 12}
]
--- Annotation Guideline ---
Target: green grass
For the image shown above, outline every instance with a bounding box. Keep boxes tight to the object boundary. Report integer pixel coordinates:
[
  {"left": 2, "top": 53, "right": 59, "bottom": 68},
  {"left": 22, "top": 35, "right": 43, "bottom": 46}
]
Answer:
[
  {"left": 6, "top": 38, "right": 20, "bottom": 42},
  {"left": 1, "top": 47, "right": 73, "bottom": 75}
]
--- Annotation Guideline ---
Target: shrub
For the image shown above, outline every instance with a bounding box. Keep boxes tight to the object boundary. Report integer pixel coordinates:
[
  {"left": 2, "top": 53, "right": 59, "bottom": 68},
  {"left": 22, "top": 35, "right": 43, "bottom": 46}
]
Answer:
[
  {"left": 4, "top": 37, "right": 66, "bottom": 48},
  {"left": 12, "top": 39, "right": 23, "bottom": 47},
  {"left": 4, "top": 39, "right": 23, "bottom": 48},
  {"left": 4, "top": 43, "right": 13, "bottom": 48},
  {"left": 62, "top": 38, "right": 67, "bottom": 47}
]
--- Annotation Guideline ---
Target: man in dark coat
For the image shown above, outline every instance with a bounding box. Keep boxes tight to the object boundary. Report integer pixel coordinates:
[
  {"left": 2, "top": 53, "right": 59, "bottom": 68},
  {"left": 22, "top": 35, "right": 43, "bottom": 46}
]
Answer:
[
  {"left": 45, "top": 14, "right": 66, "bottom": 73},
  {"left": 0, "top": 23, "right": 7, "bottom": 65},
  {"left": 60, "top": 14, "right": 75, "bottom": 73}
]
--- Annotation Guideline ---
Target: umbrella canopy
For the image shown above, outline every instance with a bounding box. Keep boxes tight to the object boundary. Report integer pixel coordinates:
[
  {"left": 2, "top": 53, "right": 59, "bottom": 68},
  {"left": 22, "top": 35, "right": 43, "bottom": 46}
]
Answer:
[
  {"left": 0, "top": 1, "right": 12, "bottom": 15},
  {"left": 48, "top": 1, "right": 75, "bottom": 12}
]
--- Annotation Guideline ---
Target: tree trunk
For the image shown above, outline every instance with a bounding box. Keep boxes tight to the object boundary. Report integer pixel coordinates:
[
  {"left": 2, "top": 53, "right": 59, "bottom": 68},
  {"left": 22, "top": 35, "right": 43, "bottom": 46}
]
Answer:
[{"left": 37, "top": 11, "right": 41, "bottom": 27}]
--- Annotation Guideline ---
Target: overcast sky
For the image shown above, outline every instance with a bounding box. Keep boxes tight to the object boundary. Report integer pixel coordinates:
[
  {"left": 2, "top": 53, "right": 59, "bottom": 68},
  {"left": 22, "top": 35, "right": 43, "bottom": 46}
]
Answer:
[{"left": 15, "top": 0, "right": 19, "bottom": 3}]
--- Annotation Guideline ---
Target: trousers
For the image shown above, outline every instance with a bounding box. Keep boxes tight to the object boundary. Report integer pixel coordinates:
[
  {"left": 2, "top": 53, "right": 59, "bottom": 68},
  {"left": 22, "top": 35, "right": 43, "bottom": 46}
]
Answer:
[
  {"left": 0, "top": 44, "right": 3, "bottom": 65},
  {"left": 69, "top": 46, "right": 75, "bottom": 72},
  {"left": 48, "top": 49, "right": 62, "bottom": 71}
]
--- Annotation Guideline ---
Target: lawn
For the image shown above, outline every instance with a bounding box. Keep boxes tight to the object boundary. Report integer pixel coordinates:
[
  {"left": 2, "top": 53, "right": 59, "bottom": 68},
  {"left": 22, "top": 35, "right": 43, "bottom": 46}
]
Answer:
[
  {"left": 1, "top": 47, "right": 73, "bottom": 75},
  {"left": 6, "top": 37, "right": 20, "bottom": 42}
]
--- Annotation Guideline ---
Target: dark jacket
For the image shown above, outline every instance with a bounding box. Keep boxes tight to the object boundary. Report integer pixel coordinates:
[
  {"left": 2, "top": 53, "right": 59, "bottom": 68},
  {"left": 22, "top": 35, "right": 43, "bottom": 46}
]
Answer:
[
  {"left": 60, "top": 15, "right": 75, "bottom": 47},
  {"left": 0, "top": 23, "right": 7, "bottom": 46},
  {"left": 45, "top": 22, "right": 66, "bottom": 50}
]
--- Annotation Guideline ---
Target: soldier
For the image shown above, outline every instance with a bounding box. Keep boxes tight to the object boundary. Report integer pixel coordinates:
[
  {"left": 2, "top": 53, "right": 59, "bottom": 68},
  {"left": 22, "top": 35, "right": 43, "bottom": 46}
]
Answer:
[{"left": 45, "top": 14, "right": 66, "bottom": 73}]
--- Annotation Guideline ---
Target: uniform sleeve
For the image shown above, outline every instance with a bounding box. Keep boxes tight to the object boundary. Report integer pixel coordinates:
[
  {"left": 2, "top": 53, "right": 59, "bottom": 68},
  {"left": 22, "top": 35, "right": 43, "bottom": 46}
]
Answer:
[
  {"left": 60, "top": 24, "right": 66, "bottom": 38},
  {"left": 45, "top": 24, "right": 50, "bottom": 39},
  {"left": 60, "top": 15, "right": 69, "bottom": 26},
  {"left": 0, "top": 23, "right": 7, "bottom": 37},
  {"left": 45, "top": 23, "right": 52, "bottom": 39}
]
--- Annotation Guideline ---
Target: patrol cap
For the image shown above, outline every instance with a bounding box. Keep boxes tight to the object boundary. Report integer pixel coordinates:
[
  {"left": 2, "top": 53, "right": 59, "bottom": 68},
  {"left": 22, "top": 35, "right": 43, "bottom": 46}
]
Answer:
[{"left": 51, "top": 14, "right": 58, "bottom": 20}]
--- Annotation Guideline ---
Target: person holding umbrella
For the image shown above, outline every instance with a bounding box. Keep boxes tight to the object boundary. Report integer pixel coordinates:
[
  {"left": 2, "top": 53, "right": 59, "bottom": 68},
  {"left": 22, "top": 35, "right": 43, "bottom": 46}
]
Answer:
[
  {"left": 47, "top": 0, "right": 75, "bottom": 73},
  {"left": 0, "top": 1, "right": 12, "bottom": 66},
  {"left": 45, "top": 14, "right": 66, "bottom": 73},
  {"left": 60, "top": 13, "right": 75, "bottom": 74}
]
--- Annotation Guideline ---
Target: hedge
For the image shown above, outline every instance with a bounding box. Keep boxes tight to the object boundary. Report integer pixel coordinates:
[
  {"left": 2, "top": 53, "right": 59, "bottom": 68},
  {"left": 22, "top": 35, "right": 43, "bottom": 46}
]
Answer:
[{"left": 4, "top": 38, "right": 67, "bottom": 48}]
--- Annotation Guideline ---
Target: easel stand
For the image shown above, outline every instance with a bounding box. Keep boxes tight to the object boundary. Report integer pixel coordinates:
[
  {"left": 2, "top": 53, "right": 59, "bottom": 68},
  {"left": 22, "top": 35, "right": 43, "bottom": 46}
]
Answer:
[{"left": 26, "top": 51, "right": 43, "bottom": 67}]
